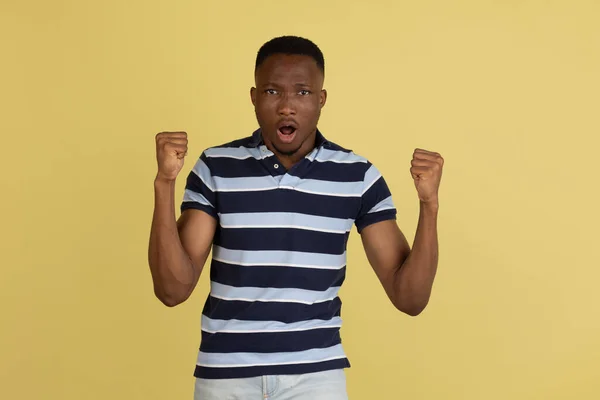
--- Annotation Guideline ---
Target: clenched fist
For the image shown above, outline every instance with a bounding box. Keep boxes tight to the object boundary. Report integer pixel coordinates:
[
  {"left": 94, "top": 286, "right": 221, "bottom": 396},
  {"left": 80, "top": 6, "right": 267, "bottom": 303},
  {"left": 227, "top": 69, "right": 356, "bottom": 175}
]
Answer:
[
  {"left": 155, "top": 131, "right": 188, "bottom": 182},
  {"left": 410, "top": 148, "right": 444, "bottom": 204}
]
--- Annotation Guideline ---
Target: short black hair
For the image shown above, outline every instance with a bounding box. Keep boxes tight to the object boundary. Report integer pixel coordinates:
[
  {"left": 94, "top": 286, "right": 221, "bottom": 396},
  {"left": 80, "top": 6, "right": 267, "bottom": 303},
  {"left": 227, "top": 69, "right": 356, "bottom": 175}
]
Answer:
[{"left": 255, "top": 35, "right": 325, "bottom": 75}]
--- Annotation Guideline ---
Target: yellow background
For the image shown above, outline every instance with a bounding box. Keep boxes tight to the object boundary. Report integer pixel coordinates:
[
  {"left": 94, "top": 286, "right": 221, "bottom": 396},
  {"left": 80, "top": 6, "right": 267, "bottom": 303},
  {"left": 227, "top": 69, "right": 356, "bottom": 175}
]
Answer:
[{"left": 2, "top": 0, "right": 599, "bottom": 398}]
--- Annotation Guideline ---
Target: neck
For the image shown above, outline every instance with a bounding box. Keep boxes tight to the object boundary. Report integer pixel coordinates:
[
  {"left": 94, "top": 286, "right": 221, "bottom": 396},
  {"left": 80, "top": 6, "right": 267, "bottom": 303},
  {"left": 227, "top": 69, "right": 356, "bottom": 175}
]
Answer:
[{"left": 265, "top": 129, "right": 317, "bottom": 169}]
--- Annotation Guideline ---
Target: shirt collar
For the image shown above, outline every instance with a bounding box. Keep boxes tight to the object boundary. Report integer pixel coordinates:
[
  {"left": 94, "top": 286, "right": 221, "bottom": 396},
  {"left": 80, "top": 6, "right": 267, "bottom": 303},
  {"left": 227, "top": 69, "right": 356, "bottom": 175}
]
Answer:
[{"left": 248, "top": 128, "right": 329, "bottom": 149}]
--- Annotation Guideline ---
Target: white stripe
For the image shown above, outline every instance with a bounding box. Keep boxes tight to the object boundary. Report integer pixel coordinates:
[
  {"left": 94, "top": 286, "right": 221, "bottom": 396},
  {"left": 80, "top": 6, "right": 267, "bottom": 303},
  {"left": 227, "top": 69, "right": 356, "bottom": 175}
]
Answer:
[
  {"left": 278, "top": 185, "right": 362, "bottom": 198},
  {"left": 211, "top": 259, "right": 343, "bottom": 270},
  {"left": 221, "top": 223, "right": 346, "bottom": 234},
  {"left": 209, "top": 294, "right": 336, "bottom": 305},
  {"left": 198, "top": 355, "right": 347, "bottom": 368}
]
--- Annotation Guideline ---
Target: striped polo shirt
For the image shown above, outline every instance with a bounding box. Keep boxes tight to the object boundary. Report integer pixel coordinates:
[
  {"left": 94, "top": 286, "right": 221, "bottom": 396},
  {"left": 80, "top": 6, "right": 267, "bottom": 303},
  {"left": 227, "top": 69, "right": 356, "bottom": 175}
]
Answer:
[{"left": 180, "top": 128, "right": 397, "bottom": 379}]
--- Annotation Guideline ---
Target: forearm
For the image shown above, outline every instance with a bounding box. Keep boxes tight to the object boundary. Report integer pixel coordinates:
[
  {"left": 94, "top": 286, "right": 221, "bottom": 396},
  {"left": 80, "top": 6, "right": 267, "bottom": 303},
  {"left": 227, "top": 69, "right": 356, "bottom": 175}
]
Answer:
[
  {"left": 148, "top": 178, "right": 196, "bottom": 306},
  {"left": 394, "top": 200, "right": 439, "bottom": 315}
]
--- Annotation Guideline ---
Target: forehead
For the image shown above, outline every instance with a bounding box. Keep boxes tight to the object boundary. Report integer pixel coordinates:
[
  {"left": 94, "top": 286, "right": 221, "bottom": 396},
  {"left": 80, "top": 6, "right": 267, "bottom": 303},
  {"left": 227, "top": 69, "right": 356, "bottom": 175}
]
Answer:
[{"left": 255, "top": 54, "right": 322, "bottom": 84}]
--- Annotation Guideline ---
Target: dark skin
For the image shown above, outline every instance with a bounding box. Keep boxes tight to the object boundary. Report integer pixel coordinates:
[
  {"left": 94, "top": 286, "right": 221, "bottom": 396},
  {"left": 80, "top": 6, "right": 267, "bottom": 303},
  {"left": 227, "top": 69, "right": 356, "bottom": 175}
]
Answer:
[
  {"left": 250, "top": 54, "right": 327, "bottom": 170},
  {"left": 149, "top": 53, "right": 442, "bottom": 315}
]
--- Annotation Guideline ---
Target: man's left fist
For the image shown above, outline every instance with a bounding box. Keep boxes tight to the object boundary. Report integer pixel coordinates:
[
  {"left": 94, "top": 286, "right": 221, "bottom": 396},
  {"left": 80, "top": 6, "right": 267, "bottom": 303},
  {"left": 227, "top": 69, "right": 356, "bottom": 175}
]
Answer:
[{"left": 410, "top": 148, "right": 444, "bottom": 204}]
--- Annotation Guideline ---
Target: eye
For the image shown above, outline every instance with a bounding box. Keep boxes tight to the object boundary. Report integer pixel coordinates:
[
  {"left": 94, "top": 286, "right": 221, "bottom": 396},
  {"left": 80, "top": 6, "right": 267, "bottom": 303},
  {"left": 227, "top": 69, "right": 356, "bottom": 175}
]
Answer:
[
  {"left": 298, "top": 90, "right": 311, "bottom": 96},
  {"left": 265, "top": 89, "right": 278, "bottom": 95}
]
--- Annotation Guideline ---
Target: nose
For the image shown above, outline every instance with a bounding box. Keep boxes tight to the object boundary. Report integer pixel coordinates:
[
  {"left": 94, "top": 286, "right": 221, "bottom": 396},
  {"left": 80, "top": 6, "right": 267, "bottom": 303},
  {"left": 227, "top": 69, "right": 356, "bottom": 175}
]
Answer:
[{"left": 277, "top": 94, "right": 296, "bottom": 116}]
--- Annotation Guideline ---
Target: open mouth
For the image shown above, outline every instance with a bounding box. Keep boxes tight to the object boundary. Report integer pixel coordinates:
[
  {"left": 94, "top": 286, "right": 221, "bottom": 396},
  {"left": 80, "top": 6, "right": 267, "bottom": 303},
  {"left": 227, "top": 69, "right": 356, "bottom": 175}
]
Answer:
[
  {"left": 276, "top": 122, "right": 298, "bottom": 144},
  {"left": 278, "top": 125, "right": 296, "bottom": 135}
]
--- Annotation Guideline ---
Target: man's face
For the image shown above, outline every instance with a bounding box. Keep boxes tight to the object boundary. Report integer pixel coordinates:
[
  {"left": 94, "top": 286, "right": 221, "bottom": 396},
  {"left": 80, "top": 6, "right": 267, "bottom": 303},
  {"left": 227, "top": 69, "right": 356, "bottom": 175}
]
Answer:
[{"left": 251, "top": 54, "right": 327, "bottom": 157}]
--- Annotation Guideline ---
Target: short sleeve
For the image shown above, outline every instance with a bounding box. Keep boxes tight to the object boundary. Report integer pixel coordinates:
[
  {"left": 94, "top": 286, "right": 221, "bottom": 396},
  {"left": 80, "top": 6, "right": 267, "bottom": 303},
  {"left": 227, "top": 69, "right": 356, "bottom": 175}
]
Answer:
[
  {"left": 180, "top": 151, "right": 218, "bottom": 219},
  {"left": 355, "top": 162, "right": 397, "bottom": 233}
]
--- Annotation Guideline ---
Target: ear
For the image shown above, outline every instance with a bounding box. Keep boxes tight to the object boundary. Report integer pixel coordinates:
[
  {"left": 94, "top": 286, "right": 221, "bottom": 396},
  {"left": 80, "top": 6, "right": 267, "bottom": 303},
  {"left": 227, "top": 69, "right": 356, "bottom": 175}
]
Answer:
[
  {"left": 250, "top": 87, "right": 257, "bottom": 106},
  {"left": 319, "top": 89, "right": 327, "bottom": 108}
]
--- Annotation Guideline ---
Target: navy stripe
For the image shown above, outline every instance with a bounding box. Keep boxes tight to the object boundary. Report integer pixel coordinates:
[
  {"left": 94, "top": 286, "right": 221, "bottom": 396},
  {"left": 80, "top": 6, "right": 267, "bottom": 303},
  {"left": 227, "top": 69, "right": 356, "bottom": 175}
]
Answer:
[
  {"left": 355, "top": 176, "right": 396, "bottom": 232},
  {"left": 202, "top": 296, "right": 342, "bottom": 323},
  {"left": 289, "top": 160, "right": 368, "bottom": 182},
  {"left": 214, "top": 227, "right": 349, "bottom": 255},
  {"left": 207, "top": 155, "right": 282, "bottom": 178},
  {"left": 210, "top": 261, "right": 346, "bottom": 291},
  {"left": 200, "top": 328, "right": 341, "bottom": 353},
  {"left": 184, "top": 170, "right": 215, "bottom": 202},
  {"left": 207, "top": 153, "right": 368, "bottom": 181},
  {"left": 217, "top": 190, "right": 361, "bottom": 219},
  {"left": 194, "top": 358, "right": 351, "bottom": 379},
  {"left": 181, "top": 202, "right": 218, "bottom": 219},
  {"left": 355, "top": 209, "right": 397, "bottom": 233},
  {"left": 362, "top": 174, "right": 392, "bottom": 205},
  {"left": 182, "top": 156, "right": 217, "bottom": 208}
]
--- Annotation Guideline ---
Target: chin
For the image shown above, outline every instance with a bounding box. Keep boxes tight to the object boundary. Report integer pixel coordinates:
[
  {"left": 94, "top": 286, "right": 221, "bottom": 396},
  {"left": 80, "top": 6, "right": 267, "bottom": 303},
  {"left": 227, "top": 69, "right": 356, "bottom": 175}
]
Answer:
[{"left": 274, "top": 143, "right": 302, "bottom": 157}]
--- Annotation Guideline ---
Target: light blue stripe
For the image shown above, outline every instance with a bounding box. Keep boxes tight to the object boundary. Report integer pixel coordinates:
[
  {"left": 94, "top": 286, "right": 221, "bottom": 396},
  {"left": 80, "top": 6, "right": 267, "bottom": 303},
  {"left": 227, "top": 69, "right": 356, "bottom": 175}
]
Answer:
[
  {"left": 286, "top": 178, "right": 363, "bottom": 197},
  {"left": 313, "top": 148, "right": 368, "bottom": 164},
  {"left": 362, "top": 164, "right": 382, "bottom": 195},
  {"left": 201, "top": 316, "right": 343, "bottom": 334},
  {"left": 219, "top": 212, "right": 353, "bottom": 234},
  {"left": 368, "top": 195, "right": 395, "bottom": 214},
  {"left": 211, "top": 175, "right": 363, "bottom": 197},
  {"left": 204, "top": 146, "right": 269, "bottom": 160},
  {"left": 197, "top": 344, "right": 346, "bottom": 368},
  {"left": 213, "top": 176, "right": 278, "bottom": 192},
  {"left": 182, "top": 189, "right": 214, "bottom": 208},
  {"left": 212, "top": 246, "right": 346, "bottom": 270},
  {"left": 210, "top": 282, "right": 341, "bottom": 305},
  {"left": 191, "top": 158, "right": 215, "bottom": 192}
]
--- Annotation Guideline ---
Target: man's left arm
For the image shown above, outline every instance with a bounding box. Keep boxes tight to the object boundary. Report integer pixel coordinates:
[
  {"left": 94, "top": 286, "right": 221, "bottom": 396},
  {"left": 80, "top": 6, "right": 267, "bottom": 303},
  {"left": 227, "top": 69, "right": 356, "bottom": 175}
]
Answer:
[{"left": 360, "top": 148, "right": 444, "bottom": 316}]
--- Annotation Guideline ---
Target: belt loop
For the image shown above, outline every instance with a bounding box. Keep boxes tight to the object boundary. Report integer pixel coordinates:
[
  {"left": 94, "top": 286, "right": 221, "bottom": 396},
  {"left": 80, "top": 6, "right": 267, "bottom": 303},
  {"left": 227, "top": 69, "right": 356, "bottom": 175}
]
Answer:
[{"left": 262, "top": 375, "right": 268, "bottom": 399}]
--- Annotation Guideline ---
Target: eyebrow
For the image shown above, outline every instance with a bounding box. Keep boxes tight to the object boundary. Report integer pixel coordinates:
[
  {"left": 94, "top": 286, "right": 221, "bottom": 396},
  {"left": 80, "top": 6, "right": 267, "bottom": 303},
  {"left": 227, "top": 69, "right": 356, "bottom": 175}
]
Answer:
[{"left": 260, "top": 82, "right": 313, "bottom": 88}]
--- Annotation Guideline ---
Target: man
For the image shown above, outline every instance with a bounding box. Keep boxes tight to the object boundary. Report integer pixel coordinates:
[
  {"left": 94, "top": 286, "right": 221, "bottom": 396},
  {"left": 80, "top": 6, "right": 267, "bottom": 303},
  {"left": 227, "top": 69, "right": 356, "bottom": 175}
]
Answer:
[{"left": 148, "top": 36, "right": 443, "bottom": 399}]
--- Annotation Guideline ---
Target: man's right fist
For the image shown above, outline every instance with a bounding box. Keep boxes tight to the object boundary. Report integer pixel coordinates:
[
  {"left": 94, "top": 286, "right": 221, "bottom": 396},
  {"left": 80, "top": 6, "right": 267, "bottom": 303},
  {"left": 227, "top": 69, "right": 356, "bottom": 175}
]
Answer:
[{"left": 155, "top": 131, "right": 188, "bottom": 182}]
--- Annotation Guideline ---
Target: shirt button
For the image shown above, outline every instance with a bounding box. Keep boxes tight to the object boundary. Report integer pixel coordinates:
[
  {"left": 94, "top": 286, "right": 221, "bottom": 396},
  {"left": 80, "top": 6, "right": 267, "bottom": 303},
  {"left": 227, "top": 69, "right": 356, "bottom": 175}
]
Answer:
[{"left": 274, "top": 164, "right": 279, "bottom": 169}]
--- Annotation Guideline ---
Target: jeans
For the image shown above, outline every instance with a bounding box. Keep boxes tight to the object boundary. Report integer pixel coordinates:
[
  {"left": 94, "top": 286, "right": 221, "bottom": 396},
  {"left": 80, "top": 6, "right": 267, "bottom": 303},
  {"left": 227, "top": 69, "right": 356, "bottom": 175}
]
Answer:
[{"left": 194, "top": 369, "right": 349, "bottom": 399}]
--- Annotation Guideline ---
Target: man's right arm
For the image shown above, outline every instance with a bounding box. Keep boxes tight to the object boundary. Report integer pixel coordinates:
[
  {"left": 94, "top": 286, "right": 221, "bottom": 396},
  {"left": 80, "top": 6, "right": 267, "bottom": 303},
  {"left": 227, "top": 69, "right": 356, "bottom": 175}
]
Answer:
[{"left": 147, "top": 132, "right": 217, "bottom": 307}]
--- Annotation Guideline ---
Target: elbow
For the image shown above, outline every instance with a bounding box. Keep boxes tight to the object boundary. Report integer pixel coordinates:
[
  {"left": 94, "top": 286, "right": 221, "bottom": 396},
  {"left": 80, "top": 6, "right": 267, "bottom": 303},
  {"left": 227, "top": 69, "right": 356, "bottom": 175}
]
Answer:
[
  {"left": 154, "top": 287, "right": 188, "bottom": 308},
  {"left": 393, "top": 298, "right": 429, "bottom": 317},
  {"left": 158, "top": 296, "right": 184, "bottom": 308},
  {"left": 399, "top": 304, "right": 426, "bottom": 317}
]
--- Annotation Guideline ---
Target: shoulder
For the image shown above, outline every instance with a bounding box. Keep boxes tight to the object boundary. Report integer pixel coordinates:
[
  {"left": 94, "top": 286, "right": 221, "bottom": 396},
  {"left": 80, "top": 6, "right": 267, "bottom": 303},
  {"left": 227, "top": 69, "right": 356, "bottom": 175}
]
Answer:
[
  {"left": 318, "top": 140, "right": 371, "bottom": 166},
  {"left": 195, "top": 135, "right": 258, "bottom": 161},
  {"left": 319, "top": 139, "right": 391, "bottom": 191}
]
